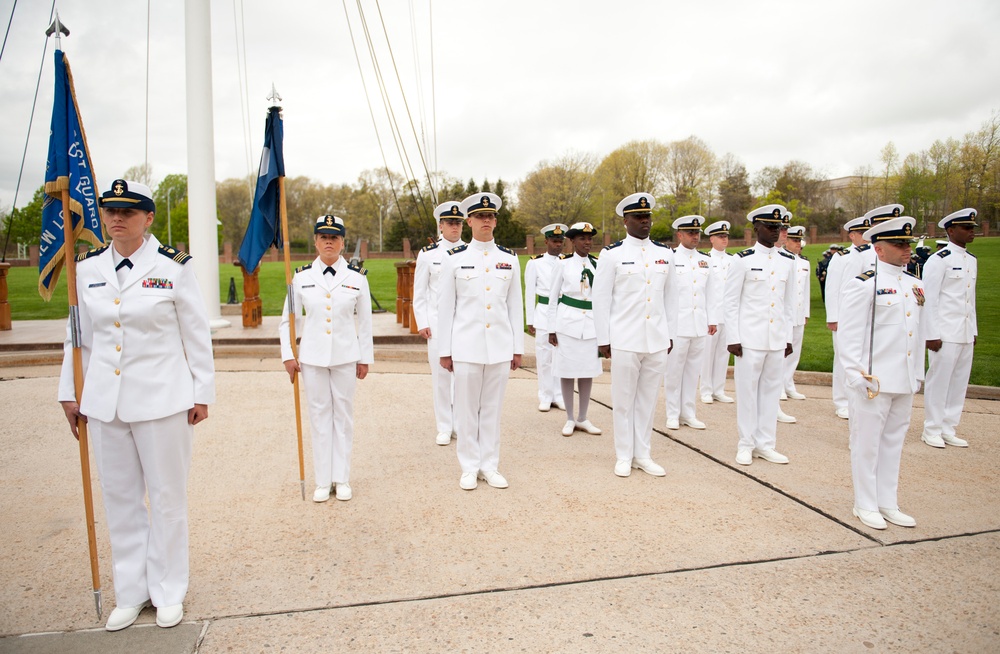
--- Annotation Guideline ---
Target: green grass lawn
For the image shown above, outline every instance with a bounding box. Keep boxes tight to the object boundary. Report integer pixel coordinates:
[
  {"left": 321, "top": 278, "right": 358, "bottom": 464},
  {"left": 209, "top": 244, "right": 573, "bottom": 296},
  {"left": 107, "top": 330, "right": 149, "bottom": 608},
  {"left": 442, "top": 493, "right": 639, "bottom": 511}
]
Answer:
[{"left": 6, "top": 239, "right": 999, "bottom": 385}]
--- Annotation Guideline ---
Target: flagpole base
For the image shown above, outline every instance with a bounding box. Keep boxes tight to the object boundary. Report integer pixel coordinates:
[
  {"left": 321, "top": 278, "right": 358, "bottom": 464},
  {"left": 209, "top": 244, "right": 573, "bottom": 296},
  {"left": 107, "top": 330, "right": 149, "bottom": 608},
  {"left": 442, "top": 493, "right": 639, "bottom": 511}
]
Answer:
[{"left": 94, "top": 589, "right": 102, "bottom": 620}]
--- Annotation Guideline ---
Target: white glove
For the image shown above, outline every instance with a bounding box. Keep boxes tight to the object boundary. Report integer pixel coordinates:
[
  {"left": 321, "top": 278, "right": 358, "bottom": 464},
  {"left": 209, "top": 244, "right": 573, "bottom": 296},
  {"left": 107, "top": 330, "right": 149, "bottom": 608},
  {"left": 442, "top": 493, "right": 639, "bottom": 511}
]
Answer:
[{"left": 847, "top": 371, "right": 878, "bottom": 393}]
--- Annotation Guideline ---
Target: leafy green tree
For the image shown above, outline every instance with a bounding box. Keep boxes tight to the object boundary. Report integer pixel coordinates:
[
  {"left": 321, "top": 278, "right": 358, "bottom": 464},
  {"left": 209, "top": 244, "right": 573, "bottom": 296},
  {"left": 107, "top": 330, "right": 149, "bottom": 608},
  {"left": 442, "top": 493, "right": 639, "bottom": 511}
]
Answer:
[
  {"left": 3, "top": 186, "right": 46, "bottom": 246},
  {"left": 150, "top": 174, "right": 188, "bottom": 247}
]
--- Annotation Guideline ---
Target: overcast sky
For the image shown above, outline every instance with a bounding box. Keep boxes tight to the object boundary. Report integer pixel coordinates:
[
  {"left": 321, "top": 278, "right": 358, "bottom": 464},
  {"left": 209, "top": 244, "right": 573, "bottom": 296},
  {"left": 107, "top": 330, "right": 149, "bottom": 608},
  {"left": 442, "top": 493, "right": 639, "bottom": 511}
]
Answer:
[{"left": 2, "top": 0, "right": 999, "bottom": 211}]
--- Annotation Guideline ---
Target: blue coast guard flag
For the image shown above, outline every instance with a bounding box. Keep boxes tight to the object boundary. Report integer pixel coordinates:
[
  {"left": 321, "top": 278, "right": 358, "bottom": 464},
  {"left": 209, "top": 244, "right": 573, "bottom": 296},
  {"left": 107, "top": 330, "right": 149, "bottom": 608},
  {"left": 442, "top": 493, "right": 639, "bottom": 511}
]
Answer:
[
  {"left": 39, "top": 50, "right": 104, "bottom": 300},
  {"left": 238, "top": 106, "right": 285, "bottom": 273}
]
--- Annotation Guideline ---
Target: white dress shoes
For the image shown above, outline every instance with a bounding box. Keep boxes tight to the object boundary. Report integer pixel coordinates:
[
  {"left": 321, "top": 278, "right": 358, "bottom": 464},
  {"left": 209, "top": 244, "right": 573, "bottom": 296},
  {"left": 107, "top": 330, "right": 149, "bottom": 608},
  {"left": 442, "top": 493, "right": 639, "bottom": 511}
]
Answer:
[
  {"left": 313, "top": 485, "right": 331, "bottom": 503},
  {"left": 478, "top": 470, "right": 508, "bottom": 488},
  {"left": 614, "top": 459, "right": 631, "bottom": 477},
  {"left": 735, "top": 449, "right": 752, "bottom": 466},
  {"left": 106, "top": 600, "right": 151, "bottom": 631},
  {"left": 156, "top": 603, "right": 183, "bottom": 629},
  {"left": 561, "top": 420, "right": 575, "bottom": 436},
  {"left": 538, "top": 401, "right": 551, "bottom": 412},
  {"left": 665, "top": 418, "right": 680, "bottom": 430},
  {"left": 776, "top": 409, "right": 797, "bottom": 424},
  {"left": 780, "top": 390, "right": 788, "bottom": 401},
  {"left": 879, "top": 507, "right": 916, "bottom": 527},
  {"left": 752, "top": 448, "right": 789, "bottom": 464},
  {"left": 335, "top": 483, "right": 352, "bottom": 501},
  {"left": 921, "top": 432, "right": 946, "bottom": 448},
  {"left": 553, "top": 400, "right": 566, "bottom": 411},
  {"left": 942, "top": 434, "right": 968, "bottom": 447},
  {"left": 713, "top": 394, "right": 734, "bottom": 403},
  {"left": 681, "top": 417, "right": 706, "bottom": 430},
  {"left": 854, "top": 507, "right": 887, "bottom": 530},
  {"left": 436, "top": 431, "right": 452, "bottom": 445},
  {"left": 836, "top": 407, "right": 850, "bottom": 420},
  {"left": 700, "top": 395, "right": 714, "bottom": 404},
  {"left": 575, "top": 419, "right": 602, "bottom": 434},
  {"left": 786, "top": 389, "right": 807, "bottom": 400},
  {"left": 632, "top": 458, "right": 666, "bottom": 477},
  {"left": 460, "top": 472, "right": 478, "bottom": 490}
]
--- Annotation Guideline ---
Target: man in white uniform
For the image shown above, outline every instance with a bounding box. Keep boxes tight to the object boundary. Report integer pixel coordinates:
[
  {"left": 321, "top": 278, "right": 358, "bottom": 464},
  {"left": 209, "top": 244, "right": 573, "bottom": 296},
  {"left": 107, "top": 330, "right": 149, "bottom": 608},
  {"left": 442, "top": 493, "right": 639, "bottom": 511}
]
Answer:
[
  {"left": 413, "top": 201, "right": 466, "bottom": 445},
  {"left": 839, "top": 216, "right": 923, "bottom": 530},
  {"left": 438, "top": 192, "right": 524, "bottom": 491},
  {"left": 593, "top": 192, "right": 675, "bottom": 478},
  {"left": 725, "top": 205, "right": 796, "bottom": 466},
  {"left": 664, "top": 215, "right": 718, "bottom": 430},
  {"left": 524, "top": 224, "right": 567, "bottom": 412},
  {"left": 921, "top": 208, "right": 978, "bottom": 448},
  {"left": 700, "top": 220, "right": 734, "bottom": 404},
  {"left": 58, "top": 180, "right": 215, "bottom": 631},
  {"left": 826, "top": 205, "right": 902, "bottom": 419},
  {"left": 781, "top": 225, "right": 810, "bottom": 400}
]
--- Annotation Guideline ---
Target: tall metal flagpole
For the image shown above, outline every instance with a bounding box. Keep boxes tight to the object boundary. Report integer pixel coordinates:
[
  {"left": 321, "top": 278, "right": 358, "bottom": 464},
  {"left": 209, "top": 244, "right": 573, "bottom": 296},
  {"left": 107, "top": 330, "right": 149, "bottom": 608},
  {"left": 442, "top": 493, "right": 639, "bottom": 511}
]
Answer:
[
  {"left": 46, "top": 14, "right": 102, "bottom": 621},
  {"left": 270, "top": 86, "right": 306, "bottom": 500}
]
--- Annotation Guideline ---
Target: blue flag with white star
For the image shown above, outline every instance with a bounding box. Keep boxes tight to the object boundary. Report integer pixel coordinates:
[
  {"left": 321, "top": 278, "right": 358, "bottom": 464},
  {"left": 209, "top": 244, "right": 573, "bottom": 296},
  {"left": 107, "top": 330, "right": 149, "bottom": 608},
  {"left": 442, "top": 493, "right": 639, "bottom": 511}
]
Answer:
[
  {"left": 237, "top": 106, "right": 285, "bottom": 273},
  {"left": 39, "top": 50, "right": 104, "bottom": 300}
]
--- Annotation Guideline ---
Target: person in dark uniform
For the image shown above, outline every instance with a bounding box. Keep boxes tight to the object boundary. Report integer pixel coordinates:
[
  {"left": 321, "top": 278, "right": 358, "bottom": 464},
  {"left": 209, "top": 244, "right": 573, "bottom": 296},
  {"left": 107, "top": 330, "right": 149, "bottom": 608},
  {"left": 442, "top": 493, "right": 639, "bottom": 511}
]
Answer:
[{"left": 58, "top": 179, "right": 216, "bottom": 631}]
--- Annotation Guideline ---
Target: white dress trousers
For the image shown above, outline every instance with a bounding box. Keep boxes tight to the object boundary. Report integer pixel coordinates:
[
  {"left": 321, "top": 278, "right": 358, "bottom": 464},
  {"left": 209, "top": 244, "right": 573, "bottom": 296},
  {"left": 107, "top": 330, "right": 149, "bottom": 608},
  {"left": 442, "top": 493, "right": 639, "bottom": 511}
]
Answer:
[
  {"left": 454, "top": 361, "right": 511, "bottom": 473},
  {"left": 611, "top": 349, "right": 667, "bottom": 462},
  {"left": 301, "top": 362, "right": 357, "bottom": 486},
  {"left": 783, "top": 251, "right": 810, "bottom": 393},
  {"left": 700, "top": 249, "right": 732, "bottom": 399},
  {"left": 847, "top": 389, "right": 911, "bottom": 511},
  {"left": 666, "top": 335, "right": 706, "bottom": 422}
]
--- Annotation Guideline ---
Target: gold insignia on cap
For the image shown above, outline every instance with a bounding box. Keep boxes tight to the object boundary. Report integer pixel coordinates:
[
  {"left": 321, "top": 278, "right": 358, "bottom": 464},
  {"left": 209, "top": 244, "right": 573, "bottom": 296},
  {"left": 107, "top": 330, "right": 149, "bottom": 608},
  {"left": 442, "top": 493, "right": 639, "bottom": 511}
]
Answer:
[
  {"left": 893, "top": 207, "right": 900, "bottom": 217},
  {"left": 772, "top": 209, "right": 781, "bottom": 219},
  {"left": 639, "top": 197, "right": 648, "bottom": 208},
  {"left": 326, "top": 215, "right": 334, "bottom": 226},
  {"left": 903, "top": 223, "right": 912, "bottom": 235},
  {"left": 971, "top": 210, "right": 977, "bottom": 218},
  {"left": 450, "top": 206, "right": 459, "bottom": 215},
  {"left": 583, "top": 224, "right": 593, "bottom": 233},
  {"left": 113, "top": 181, "right": 124, "bottom": 196},
  {"left": 553, "top": 226, "right": 563, "bottom": 235},
  {"left": 692, "top": 218, "right": 700, "bottom": 227},
  {"left": 864, "top": 218, "right": 871, "bottom": 227},
  {"left": 481, "top": 196, "right": 490, "bottom": 207}
]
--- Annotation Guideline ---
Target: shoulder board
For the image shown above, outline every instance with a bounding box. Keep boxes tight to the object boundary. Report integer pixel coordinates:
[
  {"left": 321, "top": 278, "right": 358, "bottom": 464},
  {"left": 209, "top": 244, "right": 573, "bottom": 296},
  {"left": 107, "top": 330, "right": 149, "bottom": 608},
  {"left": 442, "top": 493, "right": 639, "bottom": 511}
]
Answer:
[
  {"left": 837, "top": 249, "right": 849, "bottom": 256},
  {"left": 496, "top": 244, "right": 514, "bottom": 255},
  {"left": 420, "top": 242, "right": 439, "bottom": 253},
  {"left": 348, "top": 262, "right": 367, "bottom": 276},
  {"left": 935, "top": 249, "right": 951, "bottom": 258},
  {"left": 968, "top": 251, "right": 976, "bottom": 259},
  {"left": 857, "top": 243, "right": 871, "bottom": 252},
  {"left": 903, "top": 269, "right": 917, "bottom": 278},
  {"left": 735, "top": 248, "right": 755, "bottom": 258},
  {"left": 856, "top": 270, "right": 876, "bottom": 282},
  {"left": 530, "top": 253, "right": 544, "bottom": 260},
  {"left": 558, "top": 253, "right": 571, "bottom": 259},
  {"left": 589, "top": 254, "right": 599, "bottom": 267},
  {"left": 447, "top": 244, "right": 468, "bottom": 255},
  {"left": 651, "top": 240, "right": 671, "bottom": 249},
  {"left": 604, "top": 240, "right": 623, "bottom": 251},
  {"left": 698, "top": 249, "right": 711, "bottom": 256},
  {"left": 295, "top": 263, "right": 313, "bottom": 274},
  {"left": 799, "top": 254, "right": 809, "bottom": 261},
  {"left": 158, "top": 245, "right": 192, "bottom": 264},
  {"left": 778, "top": 250, "right": 795, "bottom": 260},
  {"left": 76, "top": 244, "right": 109, "bottom": 262}
]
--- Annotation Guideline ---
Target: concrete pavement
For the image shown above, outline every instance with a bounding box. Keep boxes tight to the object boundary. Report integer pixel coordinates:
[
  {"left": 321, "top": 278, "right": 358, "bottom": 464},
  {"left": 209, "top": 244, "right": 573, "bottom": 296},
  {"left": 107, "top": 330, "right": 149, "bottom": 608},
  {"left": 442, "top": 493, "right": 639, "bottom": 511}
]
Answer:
[{"left": 0, "top": 322, "right": 998, "bottom": 653}]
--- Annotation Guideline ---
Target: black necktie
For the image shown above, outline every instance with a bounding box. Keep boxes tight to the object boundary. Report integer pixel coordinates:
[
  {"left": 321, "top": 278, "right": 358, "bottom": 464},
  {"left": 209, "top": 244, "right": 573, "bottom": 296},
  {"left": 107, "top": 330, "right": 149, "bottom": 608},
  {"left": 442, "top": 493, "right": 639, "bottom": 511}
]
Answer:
[
  {"left": 116, "top": 258, "right": 133, "bottom": 271},
  {"left": 324, "top": 266, "right": 336, "bottom": 276}
]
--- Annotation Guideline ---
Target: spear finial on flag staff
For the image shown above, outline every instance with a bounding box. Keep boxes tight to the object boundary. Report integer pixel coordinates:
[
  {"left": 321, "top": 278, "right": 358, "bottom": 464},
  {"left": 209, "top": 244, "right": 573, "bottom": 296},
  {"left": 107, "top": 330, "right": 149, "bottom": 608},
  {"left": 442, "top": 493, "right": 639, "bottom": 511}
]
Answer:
[
  {"left": 237, "top": 86, "right": 306, "bottom": 499},
  {"left": 42, "top": 16, "right": 103, "bottom": 621}
]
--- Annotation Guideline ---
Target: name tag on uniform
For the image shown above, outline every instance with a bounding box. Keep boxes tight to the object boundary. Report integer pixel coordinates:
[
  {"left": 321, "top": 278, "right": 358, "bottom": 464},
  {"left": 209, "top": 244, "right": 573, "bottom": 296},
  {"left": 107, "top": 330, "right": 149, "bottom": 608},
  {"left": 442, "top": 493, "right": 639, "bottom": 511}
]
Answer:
[
  {"left": 952, "top": 267, "right": 962, "bottom": 270},
  {"left": 302, "top": 284, "right": 315, "bottom": 288},
  {"left": 876, "top": 288, "right": 896, "bottom": 295},
  {"left": 751, "top": 268, "right": 763, "bottom": 272},
  {"left": 622, "top": 261, "right": 635, "bottom": 265},
  {"left": 433, "top": 262, "right": 441, "bottom": 265},
  {"left": 495, "top": 262, "right": 512, "bottom": 270},
  {"left": 88, "top": 282, "right": 106, "bottom": 288},
  {"left": 461, "top": 266, "right": 475, "bottom": 269},
  {"left": 142, "top": 277, "right": 173, "bottom": 289}
]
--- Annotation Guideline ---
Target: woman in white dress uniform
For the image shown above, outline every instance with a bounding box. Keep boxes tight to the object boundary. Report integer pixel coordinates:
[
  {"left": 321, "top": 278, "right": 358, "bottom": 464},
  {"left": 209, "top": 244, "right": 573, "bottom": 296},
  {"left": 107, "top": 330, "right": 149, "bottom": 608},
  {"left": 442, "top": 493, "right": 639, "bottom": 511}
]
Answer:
[
  {"left": 548, "top": 222, "right": 604, "bottom": 436},
  {"left": 58, "top": 179, "right": 216, "bottom": 632},
  {"left": 280, "top": 216, "right": 374, "bottom": 503}
]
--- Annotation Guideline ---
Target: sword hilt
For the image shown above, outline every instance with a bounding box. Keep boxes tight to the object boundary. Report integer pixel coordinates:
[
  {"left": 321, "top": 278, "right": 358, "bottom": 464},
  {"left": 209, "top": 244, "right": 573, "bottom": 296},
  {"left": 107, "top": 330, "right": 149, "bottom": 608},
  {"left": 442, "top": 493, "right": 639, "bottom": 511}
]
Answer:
[{"left": 863, "top": 374, "right": 880, "bottom": 400}]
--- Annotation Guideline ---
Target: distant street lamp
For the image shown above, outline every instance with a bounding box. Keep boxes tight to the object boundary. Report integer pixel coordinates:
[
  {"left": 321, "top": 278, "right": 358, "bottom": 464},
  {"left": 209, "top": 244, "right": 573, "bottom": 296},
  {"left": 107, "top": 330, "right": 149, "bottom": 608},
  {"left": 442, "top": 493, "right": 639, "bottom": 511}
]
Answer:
[{"left": 166, "top": 189, "right": 173, "bottom": 246}]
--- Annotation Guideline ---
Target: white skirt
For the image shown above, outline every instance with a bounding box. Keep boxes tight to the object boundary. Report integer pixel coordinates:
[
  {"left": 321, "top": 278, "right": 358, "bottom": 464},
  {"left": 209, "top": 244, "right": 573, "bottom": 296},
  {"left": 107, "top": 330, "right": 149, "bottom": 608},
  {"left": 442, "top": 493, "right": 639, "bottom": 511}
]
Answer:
[{"left": 552, "top": 332, "right": 603, "bottom": 379}]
